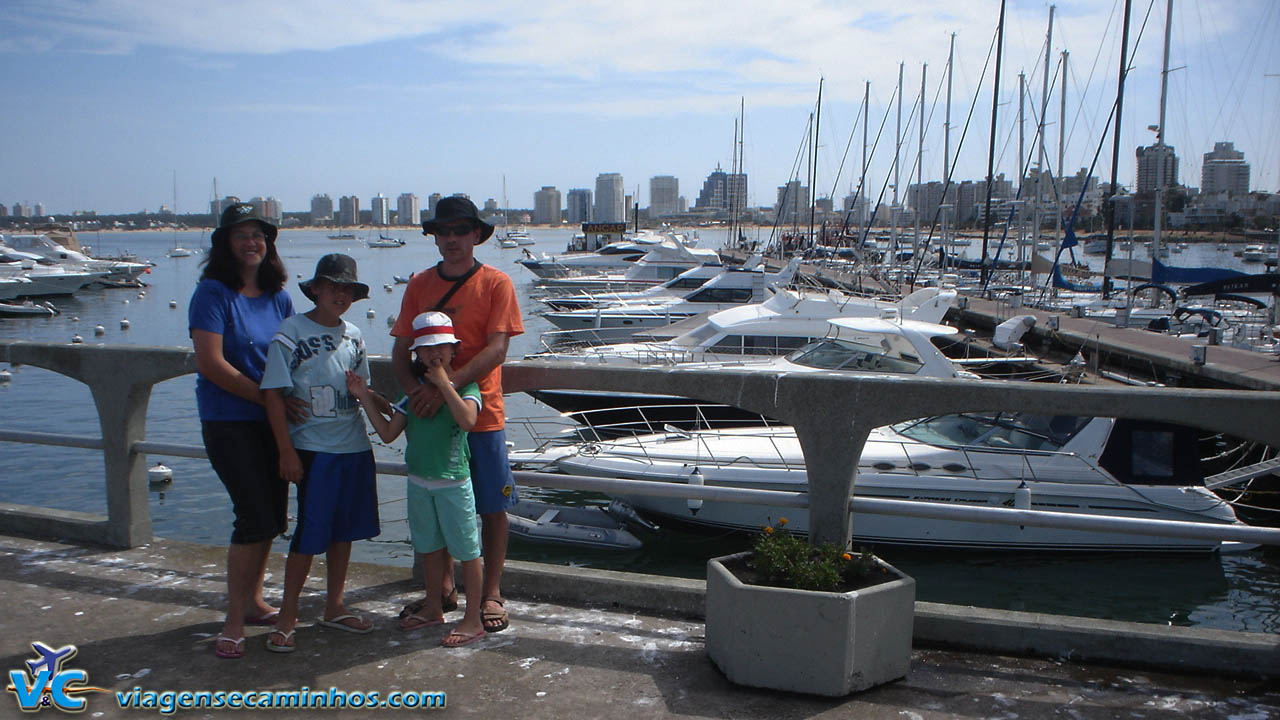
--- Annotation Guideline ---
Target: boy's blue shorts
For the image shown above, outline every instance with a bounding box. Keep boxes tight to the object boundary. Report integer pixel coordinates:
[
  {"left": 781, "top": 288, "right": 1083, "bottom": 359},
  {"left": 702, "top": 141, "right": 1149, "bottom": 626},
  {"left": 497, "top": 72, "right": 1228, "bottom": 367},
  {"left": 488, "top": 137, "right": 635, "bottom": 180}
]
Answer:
[
  {"left": 291, "top": 449, "right": 380, "bottom": 555},
  {"left": 468, "top": 429, "right": 518, "bottom": 514}
]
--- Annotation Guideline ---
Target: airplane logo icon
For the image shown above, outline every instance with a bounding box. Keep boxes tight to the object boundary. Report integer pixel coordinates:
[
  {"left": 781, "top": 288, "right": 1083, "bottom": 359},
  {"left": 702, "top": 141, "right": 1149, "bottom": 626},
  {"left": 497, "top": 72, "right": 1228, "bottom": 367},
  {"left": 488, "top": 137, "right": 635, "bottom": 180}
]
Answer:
[{"left": 25, "top": 642, "right": 76, "bottom": 677}]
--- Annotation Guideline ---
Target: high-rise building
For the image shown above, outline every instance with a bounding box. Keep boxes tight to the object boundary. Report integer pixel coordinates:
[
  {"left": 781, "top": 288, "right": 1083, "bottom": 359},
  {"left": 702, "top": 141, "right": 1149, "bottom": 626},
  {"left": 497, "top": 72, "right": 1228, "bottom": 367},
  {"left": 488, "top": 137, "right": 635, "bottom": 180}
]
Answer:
[
  {"left": 694, "top": 164, "right": 749, "bottom": 215},
  {"left": 1201, "top": 142, "right": 1250, "bottom": 196},
  {"left": 775, "top": 181, "right": 809, "bottom": 223},
  {"left": 566, "top": 189, "right": 593, "bottom": 223},
  {"left": 34, "top": 203, "right": 44, "bottom": 217},
  {"left": 370, "top": 194, "right": 391, "bottom": 225},
  {"left": 1136, "top": 144, "right": 1179, "bottom": 194},
  {"left": 250, "top": 197, "right": 282, "bottom": 225},
  {"left": 310, "top": 194, "right": 334, "bottom": 226},
  {"left": 211, "top": 196, "right": 240, "bottom": 218},
  {"left": 534, "top": 186, "right": 562, "bottom": 224},
  {"left": 397, "top": 193, "right": 420, "bottom": 227},
  {"left": 427, "top": 193, "right": 442, "bottom": 218},
  {"left": 649, "top": 176, "right": 680, "bottom": 217},
  {"left": 0, "top": 204, "right": 8, "bottom": 218},
  {"left": 594, "top": 173, "right": 625, "bottom": 223},
  {"left": 483, "top": 198, "right": 499, "bottom": 213},
  {"left": 339, "top": 195, "right": 360, "bottom": 225}
]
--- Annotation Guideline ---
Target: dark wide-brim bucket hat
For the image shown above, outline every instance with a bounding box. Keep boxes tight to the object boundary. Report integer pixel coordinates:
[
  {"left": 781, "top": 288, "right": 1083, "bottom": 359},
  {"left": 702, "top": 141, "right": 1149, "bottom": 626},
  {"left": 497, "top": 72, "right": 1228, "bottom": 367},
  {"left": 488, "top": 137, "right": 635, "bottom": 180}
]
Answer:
[
  {"left": 299, "top": 253, "right": 370, "bottom": 303},
  {"left": 211, "top": 202, "right": 278, "bottom": 245},
  {"left": 421, "top": 196, "right": 495, "bottom": 243}
]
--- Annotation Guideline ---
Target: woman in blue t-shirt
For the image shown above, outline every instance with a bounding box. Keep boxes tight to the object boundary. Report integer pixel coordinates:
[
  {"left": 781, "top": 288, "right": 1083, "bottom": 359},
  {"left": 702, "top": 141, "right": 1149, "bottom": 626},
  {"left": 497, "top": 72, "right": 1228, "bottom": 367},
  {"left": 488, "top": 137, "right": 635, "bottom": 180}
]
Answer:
[{"left": 188, "top": 203, "right": 294, "bottom": 660}]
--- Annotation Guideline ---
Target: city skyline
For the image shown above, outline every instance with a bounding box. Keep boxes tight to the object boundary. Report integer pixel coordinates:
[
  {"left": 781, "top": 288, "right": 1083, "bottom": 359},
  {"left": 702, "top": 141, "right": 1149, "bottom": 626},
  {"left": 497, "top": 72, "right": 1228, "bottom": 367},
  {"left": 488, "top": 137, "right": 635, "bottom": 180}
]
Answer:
[{"left": 2, "top": 1, "right": 1278, "bottom": 216}]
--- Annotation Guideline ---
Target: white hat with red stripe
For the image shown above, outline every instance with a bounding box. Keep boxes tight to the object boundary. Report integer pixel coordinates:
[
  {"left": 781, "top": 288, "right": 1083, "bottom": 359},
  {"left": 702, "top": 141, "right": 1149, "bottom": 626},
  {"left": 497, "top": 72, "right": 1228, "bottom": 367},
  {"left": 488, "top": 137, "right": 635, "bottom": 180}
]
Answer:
[{"left": 410, "top": 311, "right": 458, "bottom": 349}]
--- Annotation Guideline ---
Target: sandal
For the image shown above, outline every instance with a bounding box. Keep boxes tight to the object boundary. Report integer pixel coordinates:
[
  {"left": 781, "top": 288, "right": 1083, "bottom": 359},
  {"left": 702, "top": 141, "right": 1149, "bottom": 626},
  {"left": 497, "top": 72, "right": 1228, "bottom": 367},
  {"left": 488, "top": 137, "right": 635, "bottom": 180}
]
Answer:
[
  {"left": 265, "top": 629, "right": 296, "bottom": 653},
  {"left": 398, "top": 613, "right": 445, "bottom": 632},
  {"left": 214, "top": 635, "right": 245, "bottom": 659},
  {"left": 398, "top": 588, "right": 458, "bottom": 619},
  {"left": 481, "top": 597, "right": 509, "bottom": 634},
  {"left": 442, "top": 629, "right": 485, "bottom": 647}
]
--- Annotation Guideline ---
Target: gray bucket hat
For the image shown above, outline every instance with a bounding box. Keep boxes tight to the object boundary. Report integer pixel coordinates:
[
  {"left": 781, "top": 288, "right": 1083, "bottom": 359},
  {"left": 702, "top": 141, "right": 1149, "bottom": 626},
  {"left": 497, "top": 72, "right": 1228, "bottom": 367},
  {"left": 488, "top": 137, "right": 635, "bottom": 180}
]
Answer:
[
  {"left": 211, "top": 202, "right": 278, "bottom": 245},
  {"left": 421, "top": 196, "right": 495, "bottom": 243},
  {"left": 299, "top": 253, "right": 370, "bottom": 302}
]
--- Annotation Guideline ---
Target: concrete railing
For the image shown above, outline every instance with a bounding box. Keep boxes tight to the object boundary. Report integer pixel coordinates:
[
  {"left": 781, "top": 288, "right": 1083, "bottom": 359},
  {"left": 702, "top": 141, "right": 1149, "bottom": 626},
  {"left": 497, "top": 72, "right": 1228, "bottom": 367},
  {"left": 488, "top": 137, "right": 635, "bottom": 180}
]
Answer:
[{"left": 2, "top": 339, "right": 1279, "bottom": 549}]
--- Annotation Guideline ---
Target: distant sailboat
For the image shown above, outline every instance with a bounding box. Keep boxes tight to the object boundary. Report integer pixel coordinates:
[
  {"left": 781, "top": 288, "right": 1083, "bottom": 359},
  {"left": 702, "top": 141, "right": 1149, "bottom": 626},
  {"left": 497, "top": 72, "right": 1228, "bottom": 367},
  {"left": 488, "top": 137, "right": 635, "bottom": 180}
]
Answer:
[{"left": 167, "top": 170, "right": 194, "bottom": 257}]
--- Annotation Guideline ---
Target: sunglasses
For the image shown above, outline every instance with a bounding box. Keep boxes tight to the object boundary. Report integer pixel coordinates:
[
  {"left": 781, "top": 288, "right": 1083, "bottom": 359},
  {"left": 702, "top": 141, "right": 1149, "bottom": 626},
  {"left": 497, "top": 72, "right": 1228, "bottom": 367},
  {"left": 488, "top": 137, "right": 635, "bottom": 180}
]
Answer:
[{"left": 433, "top": 224, "right": 476, "bottom": 238}]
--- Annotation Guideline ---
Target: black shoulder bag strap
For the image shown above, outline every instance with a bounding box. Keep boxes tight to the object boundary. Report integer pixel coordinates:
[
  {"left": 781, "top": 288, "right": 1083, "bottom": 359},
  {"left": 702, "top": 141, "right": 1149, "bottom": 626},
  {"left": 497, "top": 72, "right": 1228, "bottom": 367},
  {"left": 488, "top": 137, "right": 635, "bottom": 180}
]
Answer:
[{"left": 432, "top": 260, "right": 483, "bottom": 311}]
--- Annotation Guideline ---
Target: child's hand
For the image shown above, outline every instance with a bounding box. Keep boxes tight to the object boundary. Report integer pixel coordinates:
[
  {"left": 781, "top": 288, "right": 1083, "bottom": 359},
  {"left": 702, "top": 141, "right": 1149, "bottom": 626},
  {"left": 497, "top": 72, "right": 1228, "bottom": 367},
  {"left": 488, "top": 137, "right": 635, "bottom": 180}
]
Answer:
[
  {"left": 345, "top": 370, "right": 369, "bottom": 398},
  {"left": 424, "top": 358, "right": 452, "bottom": 389},
  {"left": 279, "top": 450, "right": 303, "bottom": 485}
]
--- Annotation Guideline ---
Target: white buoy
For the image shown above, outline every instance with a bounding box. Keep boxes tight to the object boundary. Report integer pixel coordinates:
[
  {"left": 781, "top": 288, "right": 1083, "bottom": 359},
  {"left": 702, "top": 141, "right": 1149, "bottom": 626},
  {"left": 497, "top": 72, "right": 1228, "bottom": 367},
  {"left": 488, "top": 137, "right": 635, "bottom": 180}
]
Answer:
[
  {"left": 147, "top": 463, "right": 173, "bottom": 485},
  {"left": 0, "top": 369, "right": 11, "bottom": 383},
  {"left": 137, "top": 292, "right": 145, "bottom": 299},
  {"left": 71, "top": 334, "right": 83, "bottom": 344},
  {"left": 123, "top": 299, "right": 129, "bottom": 305},
  {"left": 1014, "top": 480, "right": 1032, "bottom": 510},
  {"left": 169, "top": 300, "right": 177, "bottom": 309},
  {"left": 120, "top": 318, "right": 131, "bottom": 330},
  {"left": 94, "top": 325, "right": 105, "bottom": 336},
  {"left": 384, "top": 284, "right": 393, "bottom": 292},
  {"left": 366, "top": 308, "right": 376, "bottom": 319},
  {"left": 71, "top": 316, "right": 79, "bottom": 323},
  {"left": 686, "top": 466, "right": 704, "bottom": 515}
]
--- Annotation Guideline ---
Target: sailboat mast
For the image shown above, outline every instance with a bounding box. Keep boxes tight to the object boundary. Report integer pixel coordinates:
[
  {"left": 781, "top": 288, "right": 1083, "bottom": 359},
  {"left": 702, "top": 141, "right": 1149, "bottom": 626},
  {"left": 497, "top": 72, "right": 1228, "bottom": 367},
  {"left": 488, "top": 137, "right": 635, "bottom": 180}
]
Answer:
[
  {"left": 944, "top": 35, "right": 955, "bottom": 270},
  {"left": 915, "top": 63, "right": 926, "bottom": 261},
  {"left": 1102, "top": 0, "right": 1134, "bottom": 299},
  {"left": 980, "top": 0, "right": 1007, "bottom": 287},
  {"left": 1034, "top": 6, "right": 1055, "bottom": 259},
  {"left": 1153, "top": 0, "right": 1173, "bottom": 261},
  {"left": 862, "top": 81, "right": 870, "bottom": 232},
  {"left": 894, "top": 62, "right": 903, "bottom": 259},
  {"left": 1057, "top": 50, "right": 1068, "bottom": 249},
  {"left": 811, "top": 78, "right": 822, "bottom": 248}
]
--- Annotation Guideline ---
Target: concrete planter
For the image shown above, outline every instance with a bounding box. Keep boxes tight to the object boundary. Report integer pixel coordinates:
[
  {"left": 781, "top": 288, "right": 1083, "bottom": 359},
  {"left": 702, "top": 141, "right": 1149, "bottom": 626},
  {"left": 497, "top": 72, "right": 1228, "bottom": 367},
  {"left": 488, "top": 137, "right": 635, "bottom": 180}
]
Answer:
[{"left": 705, "top": 551, "right": 915, "bottom": 696}]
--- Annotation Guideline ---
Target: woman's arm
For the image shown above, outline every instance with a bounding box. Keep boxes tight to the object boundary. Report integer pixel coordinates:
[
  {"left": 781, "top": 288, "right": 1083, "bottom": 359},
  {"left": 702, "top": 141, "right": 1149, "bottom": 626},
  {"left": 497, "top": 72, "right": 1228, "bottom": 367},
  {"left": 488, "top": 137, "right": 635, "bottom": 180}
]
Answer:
[{"left": 191, "top": 328, "right": 265, "bottom": 405}]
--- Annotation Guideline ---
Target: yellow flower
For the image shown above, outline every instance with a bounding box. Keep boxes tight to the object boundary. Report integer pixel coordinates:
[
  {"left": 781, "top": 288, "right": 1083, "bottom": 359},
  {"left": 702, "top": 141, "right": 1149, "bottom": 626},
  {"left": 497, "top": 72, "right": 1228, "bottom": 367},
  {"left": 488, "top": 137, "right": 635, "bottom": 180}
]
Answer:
[
  {"left": 778, "top": 517, "right": 789, "bottom": 526},
  {"left": 763, "top": 526, "right": 774, "bottom": 535},
  {"left": 841, "top": 552, "right": 852, "bottom": 561}
]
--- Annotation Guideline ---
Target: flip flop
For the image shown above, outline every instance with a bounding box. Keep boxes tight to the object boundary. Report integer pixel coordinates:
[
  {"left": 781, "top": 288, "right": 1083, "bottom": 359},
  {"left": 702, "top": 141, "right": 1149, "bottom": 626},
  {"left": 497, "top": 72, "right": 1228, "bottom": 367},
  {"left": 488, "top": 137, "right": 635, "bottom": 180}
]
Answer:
[
  {"left": 214, "top": 635, "right": 245, "bottom": 659},
  {"left": 265, "top": 629, "right": 296, "bottom": 654},
  {"left": 318, "top": 614, "right": 373, "bottom": 634},
  {"left": 398, "top": 589, "right": 458, "bottom": 619},
  {"left": 397, "top": 613, "right": 445, "bottom": 632},
  {"left": 442, "top": 629, "right": 486, "bottom": 648},
  {"left": 481, "top": 597, "right": 509, "bottom": 634},
  {"left": 244, "top": 611, "right": 280, "bottom": 626}
]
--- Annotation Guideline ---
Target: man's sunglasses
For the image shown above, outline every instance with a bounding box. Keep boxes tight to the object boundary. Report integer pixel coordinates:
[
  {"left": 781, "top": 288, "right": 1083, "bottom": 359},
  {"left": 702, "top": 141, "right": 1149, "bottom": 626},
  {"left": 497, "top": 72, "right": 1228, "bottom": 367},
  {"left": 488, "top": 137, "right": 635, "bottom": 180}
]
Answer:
[{"left": 433, "top": 224, "right": 476, "bottom": 238}]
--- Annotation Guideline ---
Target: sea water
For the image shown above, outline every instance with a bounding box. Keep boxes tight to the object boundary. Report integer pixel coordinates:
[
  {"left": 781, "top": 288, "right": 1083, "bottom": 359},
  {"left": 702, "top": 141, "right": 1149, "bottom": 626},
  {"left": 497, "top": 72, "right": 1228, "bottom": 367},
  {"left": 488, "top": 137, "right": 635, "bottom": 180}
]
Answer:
[{"left": 1, "top": 227, "right": 1277, "bottom": 633}]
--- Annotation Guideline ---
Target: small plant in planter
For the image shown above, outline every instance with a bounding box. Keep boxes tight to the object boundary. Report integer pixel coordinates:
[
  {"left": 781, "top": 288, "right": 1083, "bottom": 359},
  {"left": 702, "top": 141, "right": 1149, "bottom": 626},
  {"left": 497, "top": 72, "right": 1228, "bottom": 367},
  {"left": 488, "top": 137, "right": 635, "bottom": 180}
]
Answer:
[
  {"left": 705, "top": 517, "right": 915, "bottom": 696},
  {"left": 747, "top": 517, "right": 887, "bottom": 592}
]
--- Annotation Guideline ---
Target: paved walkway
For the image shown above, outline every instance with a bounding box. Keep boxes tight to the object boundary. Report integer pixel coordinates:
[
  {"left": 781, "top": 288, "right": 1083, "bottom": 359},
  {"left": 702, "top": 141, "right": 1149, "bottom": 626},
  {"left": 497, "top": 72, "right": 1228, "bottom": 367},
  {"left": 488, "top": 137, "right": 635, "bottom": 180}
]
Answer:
[{"left": 3, "top": 534, "right": 1279, "bottom": 718}]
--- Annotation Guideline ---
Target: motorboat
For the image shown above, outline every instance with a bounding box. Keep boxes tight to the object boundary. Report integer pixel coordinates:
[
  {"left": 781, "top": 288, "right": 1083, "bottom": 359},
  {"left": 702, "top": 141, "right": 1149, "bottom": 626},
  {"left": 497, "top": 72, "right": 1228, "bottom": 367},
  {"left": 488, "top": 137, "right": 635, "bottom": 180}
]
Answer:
[
  {"left": 525, "top": 313, "right": 978, "bottom": 430},
  {"left": 517, "top": 229, "right": 686, "bottom": 279},
  {"left": 537, "top": 260, "right": 747, "bottom": 312},
  {"left": 1, "top": 233, "right": 150, "bottom": 283},
  {"left": 512, "top": 413, "right": 1252, "bottom": 552},
  {"left": 1242, "top": 245, "right": 1268, "bottom": 263},
  {"left": 0, "top": 247, "right": 107, "bottom": 297},
  {"left": 506, "top": 500, "right": 644, "bottom": 551},
  {"left": 537, "top": 258, "right": 802, "bottom": 345},
  {"left": 499, "top": 237, "right": 519, "bottom": 249},
  {"left": 327, "top": 232, "right": 357, "bottom": 240},
  {"left": 533, "top": 239, "right": 722, "bottom": 294},
  {"left": 0, "top": 299, "right": 59, "bottom": 318}
]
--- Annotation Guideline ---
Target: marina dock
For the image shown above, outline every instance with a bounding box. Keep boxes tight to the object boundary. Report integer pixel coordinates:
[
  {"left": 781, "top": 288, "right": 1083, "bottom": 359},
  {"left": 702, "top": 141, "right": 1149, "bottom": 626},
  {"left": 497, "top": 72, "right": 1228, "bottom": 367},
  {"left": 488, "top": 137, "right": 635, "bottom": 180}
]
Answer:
[{"left": 4, "top": 532, "right": 1279, "bottom": 718}]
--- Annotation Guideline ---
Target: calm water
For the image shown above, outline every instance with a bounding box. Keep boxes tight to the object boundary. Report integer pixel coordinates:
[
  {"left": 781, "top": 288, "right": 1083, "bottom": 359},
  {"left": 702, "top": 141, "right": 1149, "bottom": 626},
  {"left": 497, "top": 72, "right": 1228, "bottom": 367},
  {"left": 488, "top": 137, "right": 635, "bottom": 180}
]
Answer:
[{"left": 1, "top": 227, "right": 1278, "bottom": 633}]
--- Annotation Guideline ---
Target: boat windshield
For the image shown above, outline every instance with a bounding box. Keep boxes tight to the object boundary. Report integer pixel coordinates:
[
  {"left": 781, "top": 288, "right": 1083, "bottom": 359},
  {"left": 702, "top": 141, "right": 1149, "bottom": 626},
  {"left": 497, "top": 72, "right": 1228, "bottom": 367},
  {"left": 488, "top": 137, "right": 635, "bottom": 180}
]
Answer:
[
  {"left": 892, "top": 413, "right": 1091, "bottom": 452},
  {"left": 786, "top": 335, "right": 925, "bottom": 374}
]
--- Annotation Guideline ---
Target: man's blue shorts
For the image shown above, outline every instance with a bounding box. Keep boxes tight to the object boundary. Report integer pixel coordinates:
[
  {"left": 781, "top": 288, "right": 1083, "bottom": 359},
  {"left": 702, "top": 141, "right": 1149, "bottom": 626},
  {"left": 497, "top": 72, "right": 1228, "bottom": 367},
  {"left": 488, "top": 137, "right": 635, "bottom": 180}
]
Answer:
[
  {"left": 468, "top": 429, "right": 518, "bottom": 515},
  {"left": 291, "top": 449, "right": 380, "bottom": 555}
]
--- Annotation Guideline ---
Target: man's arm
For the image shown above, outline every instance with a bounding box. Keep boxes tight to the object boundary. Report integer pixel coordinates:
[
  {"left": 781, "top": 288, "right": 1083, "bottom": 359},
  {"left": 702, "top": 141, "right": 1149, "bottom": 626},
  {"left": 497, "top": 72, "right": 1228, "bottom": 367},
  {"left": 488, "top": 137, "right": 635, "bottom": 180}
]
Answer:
[{"left": 450, "top": 331, "right": 512, "bottom": 390}]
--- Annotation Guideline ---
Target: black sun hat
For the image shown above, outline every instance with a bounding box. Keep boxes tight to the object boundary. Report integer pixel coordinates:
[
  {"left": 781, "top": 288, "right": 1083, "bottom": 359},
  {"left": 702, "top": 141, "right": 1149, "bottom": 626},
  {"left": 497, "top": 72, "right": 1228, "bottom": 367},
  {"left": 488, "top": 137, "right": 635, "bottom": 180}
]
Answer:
[
  {"left": 211, "top": 202, "right": 278, "bottom": 245},
  {"left": 299, "top": 253, "right": 370, "bottom": 303},
  {"left": 421, "top": 196, "right": 495, "bottom": 243}
]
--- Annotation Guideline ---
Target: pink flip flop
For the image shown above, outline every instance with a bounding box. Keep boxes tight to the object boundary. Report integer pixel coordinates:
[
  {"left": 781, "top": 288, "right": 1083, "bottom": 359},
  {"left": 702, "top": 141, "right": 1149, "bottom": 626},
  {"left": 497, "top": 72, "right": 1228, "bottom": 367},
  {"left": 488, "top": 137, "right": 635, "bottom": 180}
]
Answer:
[
  {"left": 442, "top": 629, "right": 485, "bottom": 648},
  {"left": 398, "top": 613, "right": 445, "bottom": 632}
]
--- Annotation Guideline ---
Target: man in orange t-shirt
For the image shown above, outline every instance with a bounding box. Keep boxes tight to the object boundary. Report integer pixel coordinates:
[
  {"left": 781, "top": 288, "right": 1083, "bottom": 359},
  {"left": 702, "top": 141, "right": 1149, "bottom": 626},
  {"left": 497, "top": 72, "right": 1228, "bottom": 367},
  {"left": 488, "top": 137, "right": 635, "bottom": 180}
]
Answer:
[{"left": 390, "top": 196, "right": 523, "bottom": 633}]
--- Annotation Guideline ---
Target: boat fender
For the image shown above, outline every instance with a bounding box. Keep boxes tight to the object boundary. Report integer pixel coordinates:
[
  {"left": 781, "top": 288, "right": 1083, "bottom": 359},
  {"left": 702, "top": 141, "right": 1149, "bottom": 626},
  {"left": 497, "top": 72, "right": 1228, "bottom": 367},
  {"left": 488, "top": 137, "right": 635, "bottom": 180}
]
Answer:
[
  {"left": 687, "top": 466, "right": 704, "bottom": 515},
  {"left": 1013, "top": 480, "right": 1031, "bottom": 510}
]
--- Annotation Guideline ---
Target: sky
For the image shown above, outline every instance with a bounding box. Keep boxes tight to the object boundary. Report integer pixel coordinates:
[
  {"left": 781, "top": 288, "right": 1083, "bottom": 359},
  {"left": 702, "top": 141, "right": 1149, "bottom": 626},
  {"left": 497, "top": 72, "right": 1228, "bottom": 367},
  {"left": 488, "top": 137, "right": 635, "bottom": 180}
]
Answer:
[{"left": 2, "top": 0, "right": 1278, "bottom": 216}]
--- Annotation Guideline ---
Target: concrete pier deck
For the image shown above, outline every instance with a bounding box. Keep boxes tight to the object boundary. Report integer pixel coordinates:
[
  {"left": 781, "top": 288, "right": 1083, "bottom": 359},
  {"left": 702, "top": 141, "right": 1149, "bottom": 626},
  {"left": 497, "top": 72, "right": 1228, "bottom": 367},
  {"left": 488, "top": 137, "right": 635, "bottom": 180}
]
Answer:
[{"left": 4, "top": 533, "right": 1279, "bottom": 718}]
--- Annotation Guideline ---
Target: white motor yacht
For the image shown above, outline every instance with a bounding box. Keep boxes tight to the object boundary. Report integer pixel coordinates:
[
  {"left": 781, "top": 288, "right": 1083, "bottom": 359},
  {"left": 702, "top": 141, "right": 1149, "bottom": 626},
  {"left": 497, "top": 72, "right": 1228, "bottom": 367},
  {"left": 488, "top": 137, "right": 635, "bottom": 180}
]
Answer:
[{"left": 2, "top": 233, "right": 150, "bottom": 283}]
